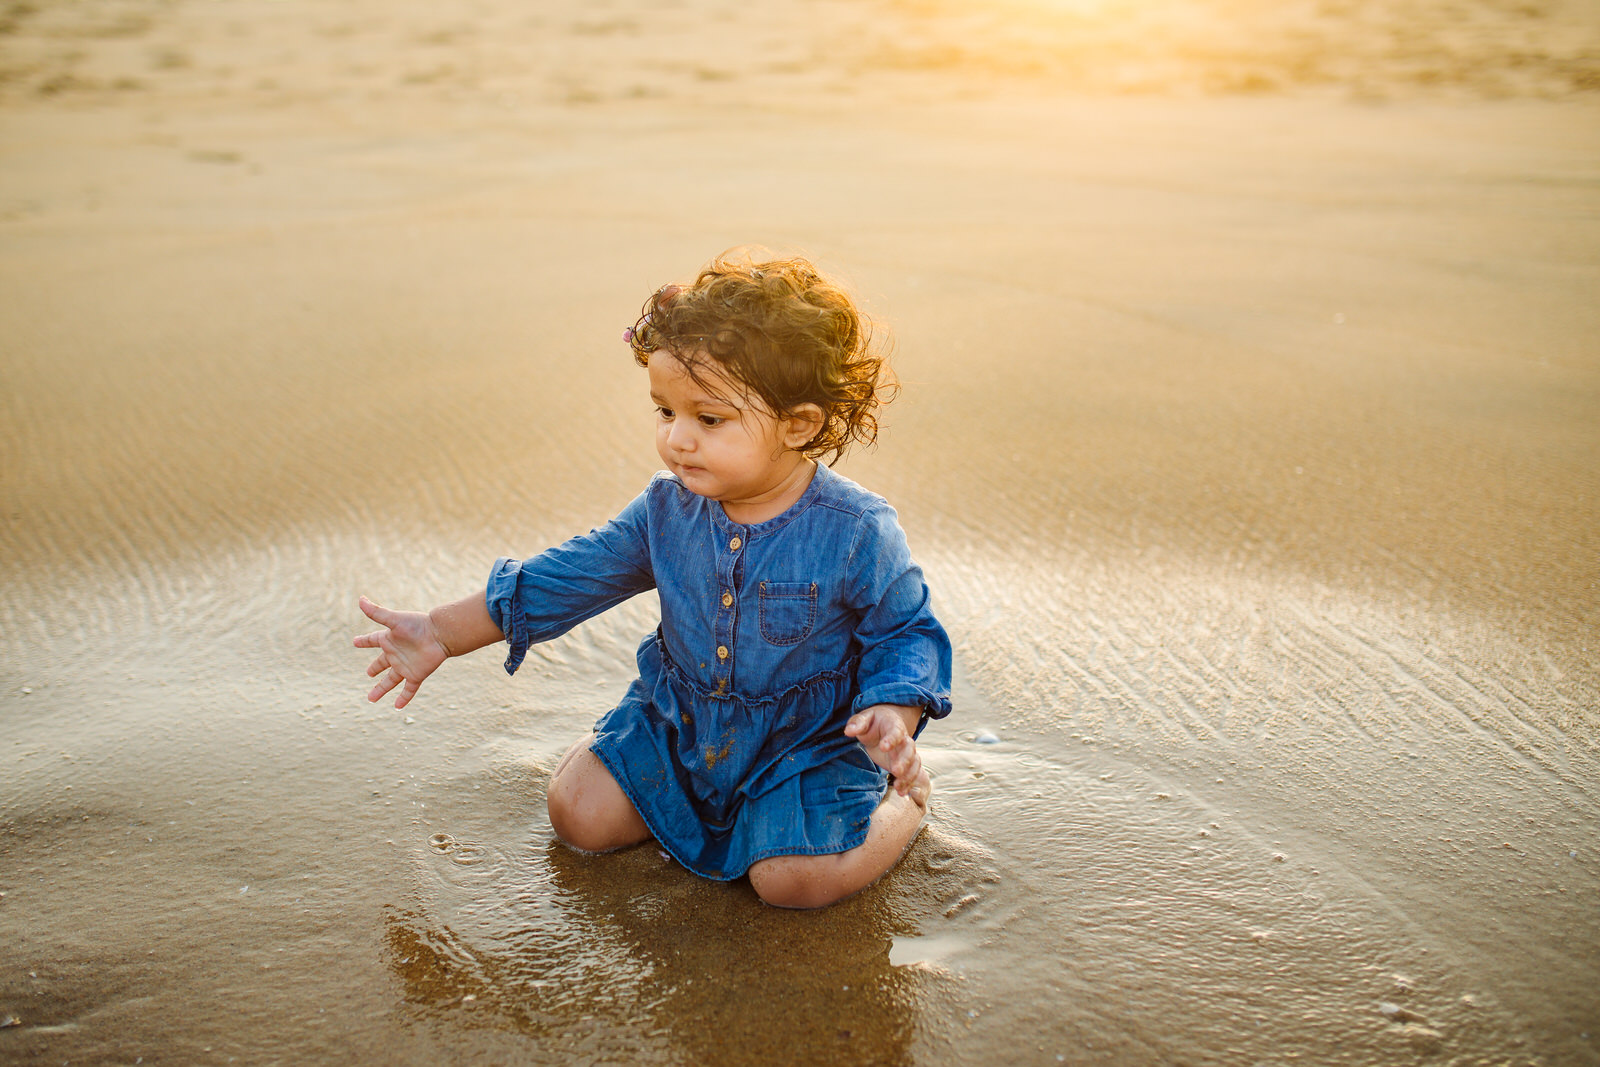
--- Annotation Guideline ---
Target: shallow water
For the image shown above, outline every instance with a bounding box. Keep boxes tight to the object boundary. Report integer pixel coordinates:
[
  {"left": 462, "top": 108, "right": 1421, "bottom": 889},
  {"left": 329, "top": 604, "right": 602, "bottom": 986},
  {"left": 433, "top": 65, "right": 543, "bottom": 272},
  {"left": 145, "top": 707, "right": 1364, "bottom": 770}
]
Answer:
[
  {"left": 5, "top": 531, "right": 1596, "bottom": 1063},
  {"left": 4, "top": 3, "right": 1600, "bottom": 1064}
]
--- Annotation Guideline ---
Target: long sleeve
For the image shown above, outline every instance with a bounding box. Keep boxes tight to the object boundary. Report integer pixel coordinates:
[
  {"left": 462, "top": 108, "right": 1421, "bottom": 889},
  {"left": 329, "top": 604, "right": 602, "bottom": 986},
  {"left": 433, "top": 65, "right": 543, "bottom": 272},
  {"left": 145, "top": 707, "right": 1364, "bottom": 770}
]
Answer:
[
  {"left": 485, "top": 489, "right": 657, "bottom": 675},
  {"left": 843, "top": 503, "right": 953, "bottom": 725}
]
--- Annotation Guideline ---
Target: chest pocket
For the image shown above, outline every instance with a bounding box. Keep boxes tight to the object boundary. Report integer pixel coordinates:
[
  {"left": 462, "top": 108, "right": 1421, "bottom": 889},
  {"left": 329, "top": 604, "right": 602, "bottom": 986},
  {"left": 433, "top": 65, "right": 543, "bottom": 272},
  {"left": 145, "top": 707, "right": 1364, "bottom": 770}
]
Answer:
[{"left": 758, "top": 581, "right": 818, "bottom": 646}]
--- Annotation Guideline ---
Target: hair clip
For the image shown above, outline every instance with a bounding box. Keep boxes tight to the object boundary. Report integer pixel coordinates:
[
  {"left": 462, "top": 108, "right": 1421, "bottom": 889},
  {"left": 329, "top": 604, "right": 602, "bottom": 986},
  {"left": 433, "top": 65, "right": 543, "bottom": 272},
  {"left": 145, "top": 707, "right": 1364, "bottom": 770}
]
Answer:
[{"left": 622, "top": 327, "right": 635, "bottom": 343}]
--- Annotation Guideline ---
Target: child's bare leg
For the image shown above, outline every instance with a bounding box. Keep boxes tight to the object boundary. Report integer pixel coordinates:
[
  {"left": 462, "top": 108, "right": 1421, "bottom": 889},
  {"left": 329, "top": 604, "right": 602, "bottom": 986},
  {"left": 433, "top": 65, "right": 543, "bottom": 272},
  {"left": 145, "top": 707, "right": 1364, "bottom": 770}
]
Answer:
[
  {"left": 546, "top": 733, "right": 652, "bottom": 853},
  {"left": 747, "top": 769, "right": 931, "bottom": 910}
]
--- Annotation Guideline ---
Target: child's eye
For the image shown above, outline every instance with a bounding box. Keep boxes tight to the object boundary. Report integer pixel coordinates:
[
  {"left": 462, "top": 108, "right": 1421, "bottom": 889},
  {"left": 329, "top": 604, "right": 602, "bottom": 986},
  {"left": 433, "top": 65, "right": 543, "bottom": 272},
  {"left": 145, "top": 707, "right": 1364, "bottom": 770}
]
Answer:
[
  {"left": 656, "top": 406, "right": 674, "bottom": 420},
  {"left": 698, "top": 414, "right": 724, "bottom": 428}
]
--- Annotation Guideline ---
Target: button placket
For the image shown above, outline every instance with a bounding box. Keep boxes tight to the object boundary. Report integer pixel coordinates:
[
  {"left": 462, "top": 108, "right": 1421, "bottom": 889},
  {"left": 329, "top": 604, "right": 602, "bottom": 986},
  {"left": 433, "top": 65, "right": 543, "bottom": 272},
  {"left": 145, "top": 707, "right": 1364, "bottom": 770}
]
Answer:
[{"left": 713, "top": 526, "right": 745, "bottom": 689}]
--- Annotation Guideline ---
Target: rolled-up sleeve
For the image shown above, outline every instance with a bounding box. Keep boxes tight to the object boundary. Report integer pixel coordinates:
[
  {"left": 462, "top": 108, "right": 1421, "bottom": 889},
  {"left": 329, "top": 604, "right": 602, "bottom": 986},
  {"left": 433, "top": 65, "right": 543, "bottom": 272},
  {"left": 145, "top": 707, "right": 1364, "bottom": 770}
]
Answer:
[
  {"left": 486, "top": 490, "right": 656, "bottom": 675},
  {"left": 845, "top": 504, "right": 953, "bottom": 727}
]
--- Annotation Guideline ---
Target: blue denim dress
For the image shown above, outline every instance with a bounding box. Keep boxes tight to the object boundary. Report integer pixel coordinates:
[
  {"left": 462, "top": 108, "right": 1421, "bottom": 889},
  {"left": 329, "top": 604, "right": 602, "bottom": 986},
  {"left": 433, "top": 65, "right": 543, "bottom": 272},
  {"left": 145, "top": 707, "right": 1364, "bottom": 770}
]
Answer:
[{"left": 485, "top": 463, "right": 953, "bottom": 880}]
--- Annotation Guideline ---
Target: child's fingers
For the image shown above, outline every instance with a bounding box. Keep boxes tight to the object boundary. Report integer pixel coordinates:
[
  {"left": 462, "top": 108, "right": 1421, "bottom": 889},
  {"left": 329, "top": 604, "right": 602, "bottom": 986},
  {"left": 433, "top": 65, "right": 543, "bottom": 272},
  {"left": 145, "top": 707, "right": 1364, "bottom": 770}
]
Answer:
[
  {"left": 367, "top": 667, "right": 403, "bottom": 704},
  {"left": 394, "top": 679, "right": 420, "bottom": 709},
  {"left": 358, "top": 596, "right": 396, "bottom": 626},
  {"left": 903, "top": 771, "right": 930, "bottom": 806},
  {"left": 876, "top": 717, "right": 907, "bottom": 753},
  {"left": 365, "top": 652, "right": 388, "bottom": 679},
  {"left": 846, "top": 713, "right": 886, "bottom": 749},
  {"left": 893, "top": 756, "right": 922, "bottom": 795},
  {"left": 898, "top": 747, "right": 922, "bottom": 787},
  {"left": 889, "top": 739, "right": 917, "bottom": 782},
  {"left": 885, "top": 724, "right": 918, "bottom": 779}
]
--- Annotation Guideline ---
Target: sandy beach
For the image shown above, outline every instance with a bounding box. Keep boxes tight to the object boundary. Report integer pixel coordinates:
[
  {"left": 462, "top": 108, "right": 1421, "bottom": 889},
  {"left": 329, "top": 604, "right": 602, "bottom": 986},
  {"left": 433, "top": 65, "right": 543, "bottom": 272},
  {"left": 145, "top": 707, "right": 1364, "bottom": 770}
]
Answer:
[{"left": 3, "top": 0, "right": 1599, "bottom": 1063}]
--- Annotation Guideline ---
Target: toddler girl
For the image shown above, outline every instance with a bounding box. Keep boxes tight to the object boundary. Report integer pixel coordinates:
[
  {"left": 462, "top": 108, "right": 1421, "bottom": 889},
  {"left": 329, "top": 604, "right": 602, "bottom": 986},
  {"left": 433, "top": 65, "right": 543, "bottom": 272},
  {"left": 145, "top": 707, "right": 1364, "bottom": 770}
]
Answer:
[{"left": 353, "top": 252, "right": 952, "bottom": 908}]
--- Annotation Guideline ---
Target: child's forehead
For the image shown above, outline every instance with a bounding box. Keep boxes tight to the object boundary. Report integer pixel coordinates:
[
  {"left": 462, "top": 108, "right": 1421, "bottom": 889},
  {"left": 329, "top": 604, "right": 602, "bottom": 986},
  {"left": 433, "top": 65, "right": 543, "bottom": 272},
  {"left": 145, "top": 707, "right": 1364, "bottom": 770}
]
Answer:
[{"left": 649, "top": 348, "right": 747, "bottom": 407}]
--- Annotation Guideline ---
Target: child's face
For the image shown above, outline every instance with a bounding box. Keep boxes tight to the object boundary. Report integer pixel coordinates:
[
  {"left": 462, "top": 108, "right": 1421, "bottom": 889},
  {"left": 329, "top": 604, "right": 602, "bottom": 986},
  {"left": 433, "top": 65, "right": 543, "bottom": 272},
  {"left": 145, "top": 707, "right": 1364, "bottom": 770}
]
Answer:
[{"left": 648, "top": 349, "right": 817, "bottom": 512}]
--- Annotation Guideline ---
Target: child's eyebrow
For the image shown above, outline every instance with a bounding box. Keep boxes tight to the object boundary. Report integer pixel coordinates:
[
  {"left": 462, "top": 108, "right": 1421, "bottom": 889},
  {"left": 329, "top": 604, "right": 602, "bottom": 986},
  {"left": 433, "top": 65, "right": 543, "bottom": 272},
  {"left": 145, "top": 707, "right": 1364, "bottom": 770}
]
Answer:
[{"left": 653, "top": 389, "right": 744, "bottom": 413}]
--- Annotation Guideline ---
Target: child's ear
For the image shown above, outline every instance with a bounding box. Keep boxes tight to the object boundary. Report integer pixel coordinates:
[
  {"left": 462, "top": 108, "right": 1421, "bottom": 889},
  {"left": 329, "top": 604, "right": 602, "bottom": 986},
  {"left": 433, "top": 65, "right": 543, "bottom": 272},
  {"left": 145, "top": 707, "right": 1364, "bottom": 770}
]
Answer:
[{"left": 782, "top": 404, "right": 825, "bottom": 450}]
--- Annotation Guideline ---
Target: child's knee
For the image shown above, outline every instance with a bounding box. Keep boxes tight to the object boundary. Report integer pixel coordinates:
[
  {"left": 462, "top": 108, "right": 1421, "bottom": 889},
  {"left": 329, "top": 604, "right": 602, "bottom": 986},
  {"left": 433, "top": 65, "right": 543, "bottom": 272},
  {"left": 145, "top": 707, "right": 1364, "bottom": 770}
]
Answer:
[
  {"left": 545, "top": 772, "right": 594, "bottom": 849},
  {"left": 546, "top": 746, "right": 647, "bottom": 853},
  {"left": 547, "top": 769, "right": 610, "bottom": 852},
  {"left": 748, "top": 855, "right": 851, "bottom": 910}
]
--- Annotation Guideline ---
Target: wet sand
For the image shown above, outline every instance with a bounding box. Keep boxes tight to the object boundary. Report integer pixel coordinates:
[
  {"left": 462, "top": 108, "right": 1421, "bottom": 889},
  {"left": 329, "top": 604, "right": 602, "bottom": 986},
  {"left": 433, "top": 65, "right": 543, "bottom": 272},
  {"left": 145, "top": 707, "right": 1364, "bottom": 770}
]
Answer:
[{"left": 3, "top": 1, "right": 1599, "bottom": 1064}]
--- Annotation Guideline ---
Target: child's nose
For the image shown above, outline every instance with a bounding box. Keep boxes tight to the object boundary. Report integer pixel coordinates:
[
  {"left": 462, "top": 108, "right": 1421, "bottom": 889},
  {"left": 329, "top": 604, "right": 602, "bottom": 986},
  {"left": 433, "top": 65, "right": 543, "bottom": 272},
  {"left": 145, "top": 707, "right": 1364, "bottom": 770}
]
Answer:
[{"left": 668, "top": 420, "right": 696, "bottom": 451}]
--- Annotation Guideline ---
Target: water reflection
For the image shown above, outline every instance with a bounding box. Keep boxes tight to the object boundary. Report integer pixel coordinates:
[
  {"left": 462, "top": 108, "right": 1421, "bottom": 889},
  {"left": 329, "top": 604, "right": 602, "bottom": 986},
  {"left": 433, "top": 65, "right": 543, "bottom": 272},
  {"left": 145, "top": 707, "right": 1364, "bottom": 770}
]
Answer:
[{"left": 385, "top": 833, "right": 969, "bottom": 1064}]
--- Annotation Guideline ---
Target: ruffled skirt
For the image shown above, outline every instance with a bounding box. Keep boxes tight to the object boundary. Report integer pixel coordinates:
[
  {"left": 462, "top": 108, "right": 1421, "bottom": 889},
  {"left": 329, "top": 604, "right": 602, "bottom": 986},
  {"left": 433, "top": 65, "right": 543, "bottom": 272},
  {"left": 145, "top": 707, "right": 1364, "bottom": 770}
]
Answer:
[{"left": 589, "top": 631, "right": 887, "bottom": 880}]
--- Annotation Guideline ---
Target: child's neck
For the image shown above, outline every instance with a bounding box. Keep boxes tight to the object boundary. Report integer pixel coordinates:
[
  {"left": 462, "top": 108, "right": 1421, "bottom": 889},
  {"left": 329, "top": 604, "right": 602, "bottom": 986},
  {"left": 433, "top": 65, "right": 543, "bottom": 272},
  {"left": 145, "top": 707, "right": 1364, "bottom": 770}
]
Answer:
[{"left": 721, "top": 458, "right": 817, "bottom": 526}]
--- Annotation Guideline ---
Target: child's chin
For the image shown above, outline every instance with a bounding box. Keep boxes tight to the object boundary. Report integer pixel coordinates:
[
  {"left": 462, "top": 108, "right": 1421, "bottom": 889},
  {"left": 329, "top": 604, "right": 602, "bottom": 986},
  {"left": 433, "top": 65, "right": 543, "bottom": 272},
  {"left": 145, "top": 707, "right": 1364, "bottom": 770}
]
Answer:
[{"left": 674, "top": 467, "right": 719, "bottom": 494}]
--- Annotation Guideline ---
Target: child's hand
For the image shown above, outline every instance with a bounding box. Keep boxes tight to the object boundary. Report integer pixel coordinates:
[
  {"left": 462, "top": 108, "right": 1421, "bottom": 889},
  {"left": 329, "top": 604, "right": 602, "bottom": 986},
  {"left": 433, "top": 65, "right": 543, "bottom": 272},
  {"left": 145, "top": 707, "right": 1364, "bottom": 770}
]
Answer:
[
  {"left": 845, "top": 704, "right": 927, "bottom": 805},
  {"left": 352, "top": 596, "right": 448, "bottom": 709}
]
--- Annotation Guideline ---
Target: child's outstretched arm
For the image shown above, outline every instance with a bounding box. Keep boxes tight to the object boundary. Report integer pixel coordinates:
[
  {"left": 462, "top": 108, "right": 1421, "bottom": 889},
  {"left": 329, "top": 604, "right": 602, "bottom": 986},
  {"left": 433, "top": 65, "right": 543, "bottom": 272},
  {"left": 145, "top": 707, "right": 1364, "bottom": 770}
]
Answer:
[
  {"left": 352, "top": 593, "right": 504, "bottom": 709},
  {"left": 845, "top": 704, "right": 928, "bottom": 805}
]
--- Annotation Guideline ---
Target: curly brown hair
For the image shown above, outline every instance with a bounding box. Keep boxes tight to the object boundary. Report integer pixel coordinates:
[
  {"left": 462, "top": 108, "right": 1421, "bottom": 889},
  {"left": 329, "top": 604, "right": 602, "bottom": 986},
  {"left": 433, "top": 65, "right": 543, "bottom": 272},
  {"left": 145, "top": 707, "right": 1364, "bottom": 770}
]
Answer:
[{"left": 625, "top": 250, "right": 895, "bottom": 464}]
